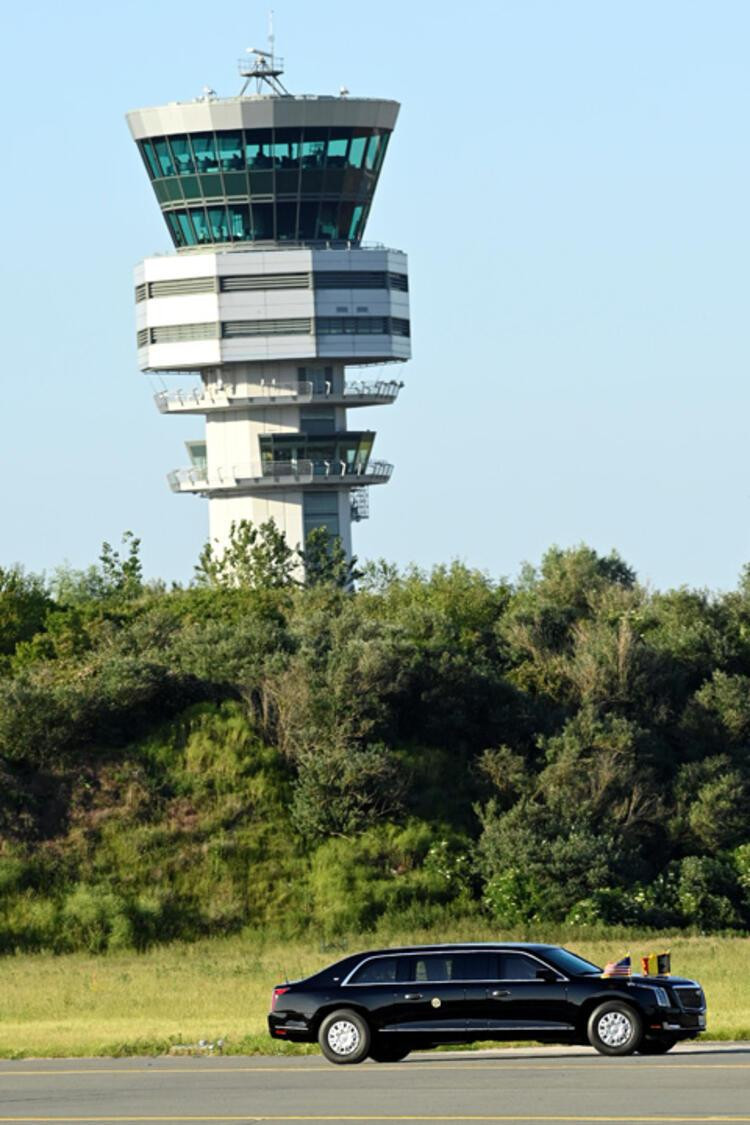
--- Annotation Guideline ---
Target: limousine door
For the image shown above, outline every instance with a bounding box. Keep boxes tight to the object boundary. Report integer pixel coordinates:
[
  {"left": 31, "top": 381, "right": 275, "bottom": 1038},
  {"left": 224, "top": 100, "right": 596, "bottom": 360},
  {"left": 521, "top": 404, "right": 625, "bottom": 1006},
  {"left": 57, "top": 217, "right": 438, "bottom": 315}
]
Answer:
[
  {"left": 342, "top": 953, "right": 468, "bottom": 1037},
  {"left": 471, "top": 952, "right": 572, "bottom": 1035},
  {"left": 387, "top": 953, "right": 471, "bottom": 1037}
]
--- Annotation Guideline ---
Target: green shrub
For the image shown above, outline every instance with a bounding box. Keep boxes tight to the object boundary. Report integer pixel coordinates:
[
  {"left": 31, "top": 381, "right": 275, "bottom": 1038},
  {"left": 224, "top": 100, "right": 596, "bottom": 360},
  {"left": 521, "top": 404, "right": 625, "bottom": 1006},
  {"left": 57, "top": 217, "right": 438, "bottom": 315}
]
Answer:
[
  {"left": 0, "top": 854, "right": 28, "bottom": 896},
  {"left": 0, "top": 891, "right": 59, "bottom": 952},
  {"left": 291, "top": 742, "right": 405, "bottom": 840},
  {"left": 308, "top": 823, "right": 470, "bottom": 937},
  {"left": 676, "top": 856, "right": 742, "bottom": 931},
  {"left": 565, "top": 888, "right": 648, "bottom": 928},
  {"left": 483, "top": 869, "right": 547, "bottom": 927},
  {"left": 0, "top": 566, "right": 52, "bottom": 663},
  {"left": 60, "top": 885, "right": 133, "bottom": 953},
  {"left": 477, "top": 799, "right": 628, "bottom": 922}
]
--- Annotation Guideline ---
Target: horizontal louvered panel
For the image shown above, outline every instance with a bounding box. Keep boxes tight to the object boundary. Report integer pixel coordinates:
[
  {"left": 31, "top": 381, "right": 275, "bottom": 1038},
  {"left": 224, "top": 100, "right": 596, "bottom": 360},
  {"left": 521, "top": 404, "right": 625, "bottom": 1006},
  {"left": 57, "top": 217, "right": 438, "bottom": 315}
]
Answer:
[
  {"left": 136, "top": 327, "right": 149, "bottom": 347},
  {"left": 222, "top": 318, "right": 313, "bottom": 337},
  {"left": 220, "top": 273, "right": 311, "bottom": 291},
  {"left": 314, "top": 271, "right": 409, "bottom": 291},
  {"left": 387, "top": 272, "right": 409, "bottom": 292},
  {"left": 135, "top": 283, "right": 147, "bottom": 303},
  {"left": 149, "top": 277, "right": 216, "bottom": 297},
  {"left": 148, "top": 322, "right": 219, "bottom": 343},
  {"left": 315, "top": 271, "right": 384, "bottom": 289}
]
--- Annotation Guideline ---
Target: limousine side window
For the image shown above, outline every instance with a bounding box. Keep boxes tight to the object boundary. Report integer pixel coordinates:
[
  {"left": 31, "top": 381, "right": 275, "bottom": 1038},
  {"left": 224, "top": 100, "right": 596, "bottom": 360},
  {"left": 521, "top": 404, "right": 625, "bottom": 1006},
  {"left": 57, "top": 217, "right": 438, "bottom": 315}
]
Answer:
[
  {"left": 349, "top": 957, "right": 410, "bottom": 984},
  {"left": 412, "top": 953, "right": 498, "bottom": 981},
  {"left": 348, "top": 951, "right": 554, "bottom": 985},
  {"left": 497, "top": 953, "right": 550, "bottom": 980},
  {"left": 452, "top": 953, "right": 498, "bottom": 980},
  {"left": 414, "top": 956, "right": 453, "bottom": 982}
]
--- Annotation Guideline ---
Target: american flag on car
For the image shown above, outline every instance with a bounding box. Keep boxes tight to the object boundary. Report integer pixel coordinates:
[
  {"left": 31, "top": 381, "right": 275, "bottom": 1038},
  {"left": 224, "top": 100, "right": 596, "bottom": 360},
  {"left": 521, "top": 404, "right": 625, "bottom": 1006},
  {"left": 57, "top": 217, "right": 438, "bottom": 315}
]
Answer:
[{"left": 602, "top": 954, "right": 632, "bottom": 978}]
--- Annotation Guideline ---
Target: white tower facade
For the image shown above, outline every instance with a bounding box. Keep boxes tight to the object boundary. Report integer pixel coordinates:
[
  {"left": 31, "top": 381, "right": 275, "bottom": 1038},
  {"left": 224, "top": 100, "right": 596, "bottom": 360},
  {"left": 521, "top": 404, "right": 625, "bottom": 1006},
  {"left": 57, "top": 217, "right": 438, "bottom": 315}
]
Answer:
[{"left": 127, "top": 82, "right": 409, "bottom": 557}]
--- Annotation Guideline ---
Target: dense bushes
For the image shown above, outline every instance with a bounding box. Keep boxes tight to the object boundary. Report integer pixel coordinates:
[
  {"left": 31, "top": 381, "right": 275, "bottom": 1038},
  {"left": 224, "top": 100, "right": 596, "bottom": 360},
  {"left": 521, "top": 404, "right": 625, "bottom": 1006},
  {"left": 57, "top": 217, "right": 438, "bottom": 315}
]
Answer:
[
  {"left": 1, "top": 529, "right": 750, "bottom": 951},
  {"left": 307, "top": 823, "right": 472, "bottom": 937}
]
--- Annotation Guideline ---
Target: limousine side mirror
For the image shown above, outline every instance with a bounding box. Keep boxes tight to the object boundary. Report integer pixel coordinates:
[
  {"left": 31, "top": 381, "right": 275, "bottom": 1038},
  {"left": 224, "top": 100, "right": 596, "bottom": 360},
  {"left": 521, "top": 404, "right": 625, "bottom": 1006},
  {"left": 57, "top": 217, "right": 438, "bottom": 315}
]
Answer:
[{"left": 536, "top": 968, "right": 562, "bottom": 982}]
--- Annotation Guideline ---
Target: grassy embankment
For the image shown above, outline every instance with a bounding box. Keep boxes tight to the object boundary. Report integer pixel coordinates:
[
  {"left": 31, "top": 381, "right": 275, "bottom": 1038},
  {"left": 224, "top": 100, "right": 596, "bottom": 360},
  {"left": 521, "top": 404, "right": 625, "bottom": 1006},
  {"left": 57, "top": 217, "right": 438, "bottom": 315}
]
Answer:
[{"left": 0, "top": 925, "right": 747, "bottom": 1058}]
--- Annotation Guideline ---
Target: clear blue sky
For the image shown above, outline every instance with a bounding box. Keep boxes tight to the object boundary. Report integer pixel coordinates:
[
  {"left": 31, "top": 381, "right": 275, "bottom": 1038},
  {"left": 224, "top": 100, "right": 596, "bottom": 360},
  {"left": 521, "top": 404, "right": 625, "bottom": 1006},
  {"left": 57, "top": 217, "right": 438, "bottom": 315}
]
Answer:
[{"left": 2, "top": 0, "right": 749, "bottom": 591}]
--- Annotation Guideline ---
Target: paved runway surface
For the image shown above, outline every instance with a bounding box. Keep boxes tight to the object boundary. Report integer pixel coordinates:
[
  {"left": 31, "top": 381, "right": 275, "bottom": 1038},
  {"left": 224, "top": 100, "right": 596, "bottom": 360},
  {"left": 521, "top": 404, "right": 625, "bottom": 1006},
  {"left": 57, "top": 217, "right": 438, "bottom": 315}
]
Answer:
[{"left": 0, "top": 1044, "right": 748, "bottom": 1124}]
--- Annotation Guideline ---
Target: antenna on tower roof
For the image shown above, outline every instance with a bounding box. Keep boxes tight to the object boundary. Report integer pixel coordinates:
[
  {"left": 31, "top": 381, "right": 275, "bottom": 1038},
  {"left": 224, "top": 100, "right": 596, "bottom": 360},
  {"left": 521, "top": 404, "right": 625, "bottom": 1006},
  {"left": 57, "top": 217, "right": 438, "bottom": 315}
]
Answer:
[{"left": 238, "top": 9, "right": 290, "bottom": 96}]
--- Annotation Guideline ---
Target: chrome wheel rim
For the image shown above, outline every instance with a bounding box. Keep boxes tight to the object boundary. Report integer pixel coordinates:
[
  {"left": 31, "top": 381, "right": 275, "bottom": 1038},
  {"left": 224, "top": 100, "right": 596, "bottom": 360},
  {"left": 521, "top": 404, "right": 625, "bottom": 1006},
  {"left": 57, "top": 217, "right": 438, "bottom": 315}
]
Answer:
[
  {"left": 597, "top": 1011, "right": 633, "bottom": 1048},
  {"left": 327, "top": 1019, "right": 360, "bottom": 1056}
]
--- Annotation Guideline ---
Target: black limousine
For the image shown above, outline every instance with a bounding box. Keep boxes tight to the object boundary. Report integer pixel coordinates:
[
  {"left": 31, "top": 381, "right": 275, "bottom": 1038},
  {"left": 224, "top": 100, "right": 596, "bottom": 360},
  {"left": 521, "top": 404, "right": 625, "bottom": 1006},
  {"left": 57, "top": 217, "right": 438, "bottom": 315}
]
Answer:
[{"left": 268, "top": 943, "right": 706, "bottom": 1063}]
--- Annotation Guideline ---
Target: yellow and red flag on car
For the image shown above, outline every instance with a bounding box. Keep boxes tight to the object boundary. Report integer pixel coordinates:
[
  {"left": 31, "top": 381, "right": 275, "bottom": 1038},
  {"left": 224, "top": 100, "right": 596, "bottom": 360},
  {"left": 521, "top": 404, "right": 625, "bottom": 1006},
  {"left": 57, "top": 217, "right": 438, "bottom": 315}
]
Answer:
[{"left": 640, "top": 951, "right": 671, "bottom": 976}]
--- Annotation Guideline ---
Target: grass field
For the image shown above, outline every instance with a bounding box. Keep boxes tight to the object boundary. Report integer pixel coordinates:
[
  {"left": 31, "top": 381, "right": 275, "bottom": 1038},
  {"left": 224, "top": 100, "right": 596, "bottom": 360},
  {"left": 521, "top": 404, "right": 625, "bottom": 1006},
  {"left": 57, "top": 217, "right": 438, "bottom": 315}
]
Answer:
[{"left": 0, "top": 925, "right": 747, "bottom": 1058}]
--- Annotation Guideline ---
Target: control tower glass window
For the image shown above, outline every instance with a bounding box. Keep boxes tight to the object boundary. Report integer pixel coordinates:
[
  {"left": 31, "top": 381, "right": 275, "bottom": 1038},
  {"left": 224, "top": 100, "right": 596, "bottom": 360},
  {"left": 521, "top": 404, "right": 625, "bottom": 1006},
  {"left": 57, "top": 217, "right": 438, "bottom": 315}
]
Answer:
[
  {"left": 192, "top": 134, "right": 219, "bottom": 172},
  {"left": 218, "top": 133, "right": 243, "bottom": 171},
  {"left": 137, "top": 126, "right": 390, "bottom": 247},
  {"left": 170, "top": 136, "right": 195, "bottom": 174}
]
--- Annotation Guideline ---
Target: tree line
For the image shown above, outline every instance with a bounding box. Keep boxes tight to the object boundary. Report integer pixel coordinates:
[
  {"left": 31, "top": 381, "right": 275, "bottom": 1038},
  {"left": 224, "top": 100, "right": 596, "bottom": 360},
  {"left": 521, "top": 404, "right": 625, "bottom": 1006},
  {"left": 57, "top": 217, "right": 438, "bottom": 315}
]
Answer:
[{"left": 0, "top": 524, "right": 749, "bottom": 952}]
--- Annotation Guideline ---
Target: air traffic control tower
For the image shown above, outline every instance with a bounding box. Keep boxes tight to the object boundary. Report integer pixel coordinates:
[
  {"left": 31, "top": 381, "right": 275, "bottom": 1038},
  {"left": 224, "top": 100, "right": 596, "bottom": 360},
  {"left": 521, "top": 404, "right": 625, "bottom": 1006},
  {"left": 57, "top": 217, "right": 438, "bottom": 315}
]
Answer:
[{"left": 127, "top": 52, "right": 409, "bottom": 557}]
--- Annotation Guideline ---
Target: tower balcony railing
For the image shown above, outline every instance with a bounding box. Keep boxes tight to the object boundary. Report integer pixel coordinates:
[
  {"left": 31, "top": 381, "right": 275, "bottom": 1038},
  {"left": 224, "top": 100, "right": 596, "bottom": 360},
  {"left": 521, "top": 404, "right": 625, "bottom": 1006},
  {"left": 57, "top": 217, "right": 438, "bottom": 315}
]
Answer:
[
  {"left": 234, "top": 459, "right": 394, "bottom": 484},
  {"left": 170, "top": 240, "right": 392, "bottom": 256},
  {"left": 155, "top": 382, "right": 313, "bottom": 413},
  {"left": 155, "top": 379, "right": 402, "bottom": 414},
  {"left": 168, "top": 467, "right": 211, "bottom": 492},
  {"left": 167, "top": 459, "right": 393, "bottom": 493},
  {"left": 341, "top": 379, "right": 402, "bottom": 405}
]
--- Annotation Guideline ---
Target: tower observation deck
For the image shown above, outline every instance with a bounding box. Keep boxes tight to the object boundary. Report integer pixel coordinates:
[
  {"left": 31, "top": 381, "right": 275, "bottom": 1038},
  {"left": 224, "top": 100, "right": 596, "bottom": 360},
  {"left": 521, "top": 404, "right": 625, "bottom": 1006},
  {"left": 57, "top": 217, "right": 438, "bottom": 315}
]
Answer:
[{"left": 127, "top": 59, "right": 409, "bottom": 559}]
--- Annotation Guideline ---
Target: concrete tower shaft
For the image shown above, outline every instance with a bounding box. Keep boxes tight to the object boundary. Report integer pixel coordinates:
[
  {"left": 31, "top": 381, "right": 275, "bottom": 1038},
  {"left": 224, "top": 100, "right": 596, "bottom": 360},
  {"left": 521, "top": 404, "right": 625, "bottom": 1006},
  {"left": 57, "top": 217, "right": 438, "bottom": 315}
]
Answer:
[{"left": 127, "top": 89, "right": 410, "bottom": 557}]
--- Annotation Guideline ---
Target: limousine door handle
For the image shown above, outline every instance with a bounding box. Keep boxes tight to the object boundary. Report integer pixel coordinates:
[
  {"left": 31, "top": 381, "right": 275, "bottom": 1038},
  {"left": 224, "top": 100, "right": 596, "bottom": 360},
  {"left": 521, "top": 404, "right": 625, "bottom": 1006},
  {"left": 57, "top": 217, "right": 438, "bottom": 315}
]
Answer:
[
  {"left": 403, "top": 992, "right": 423, "bottom": 1001},
  {"left": 490, "top": 989, "right": 511, "bottom": 999}
]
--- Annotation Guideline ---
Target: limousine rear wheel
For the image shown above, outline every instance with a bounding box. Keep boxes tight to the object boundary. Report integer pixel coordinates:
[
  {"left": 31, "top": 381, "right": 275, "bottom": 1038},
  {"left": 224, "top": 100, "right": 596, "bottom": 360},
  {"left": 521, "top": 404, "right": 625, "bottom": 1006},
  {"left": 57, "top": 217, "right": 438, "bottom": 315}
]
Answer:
[
  {"left": 318, "top": 1009, "right": 371, "bottom": 1064},
  {"left": 587, "top": 1001, "right": 643, "bottom": 1056}
]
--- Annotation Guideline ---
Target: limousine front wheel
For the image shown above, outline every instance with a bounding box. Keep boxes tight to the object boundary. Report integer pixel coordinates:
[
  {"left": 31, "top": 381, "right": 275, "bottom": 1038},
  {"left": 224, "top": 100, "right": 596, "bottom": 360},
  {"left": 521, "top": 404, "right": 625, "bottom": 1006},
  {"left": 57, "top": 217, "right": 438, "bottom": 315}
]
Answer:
[
  {"left": 587, "top": 1001, "right": 643, "bottom": 1056},
  {"left": 318, "top": 1009, "right": 371, "bottom": 1064}
]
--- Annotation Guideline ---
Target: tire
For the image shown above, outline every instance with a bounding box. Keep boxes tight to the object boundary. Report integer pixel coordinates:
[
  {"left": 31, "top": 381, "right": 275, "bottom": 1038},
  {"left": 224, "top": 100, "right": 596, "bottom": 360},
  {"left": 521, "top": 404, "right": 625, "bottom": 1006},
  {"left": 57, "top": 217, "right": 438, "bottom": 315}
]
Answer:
[
  {"left": 638, "top": 1036, "right": 676, "bottom": 1055},
  {"left": 369, "top": 1041, "right": 411, "bottom": 1063},
  {"left": 587, "top": 1001, "right": 643, "bottom": 1056},
  {"left": 318, "top": 1009, "right": 371, "bottom": 1065}
]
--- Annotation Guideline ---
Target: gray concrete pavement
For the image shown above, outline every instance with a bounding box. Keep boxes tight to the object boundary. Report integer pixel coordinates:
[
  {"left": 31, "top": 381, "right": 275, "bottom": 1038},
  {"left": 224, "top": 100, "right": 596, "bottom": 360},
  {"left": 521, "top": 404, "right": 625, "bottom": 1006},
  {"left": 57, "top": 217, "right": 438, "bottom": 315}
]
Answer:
[{"left": 0, "top": 1043, "right": 748, "bottom": 1124}]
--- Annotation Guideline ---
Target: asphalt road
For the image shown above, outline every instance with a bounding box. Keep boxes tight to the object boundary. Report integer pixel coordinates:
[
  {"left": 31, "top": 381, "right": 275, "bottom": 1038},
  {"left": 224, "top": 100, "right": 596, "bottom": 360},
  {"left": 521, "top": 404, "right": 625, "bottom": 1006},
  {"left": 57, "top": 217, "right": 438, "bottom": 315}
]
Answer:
[{"left": 0, "top": 1044, "right": 748, "bottom": 1125}]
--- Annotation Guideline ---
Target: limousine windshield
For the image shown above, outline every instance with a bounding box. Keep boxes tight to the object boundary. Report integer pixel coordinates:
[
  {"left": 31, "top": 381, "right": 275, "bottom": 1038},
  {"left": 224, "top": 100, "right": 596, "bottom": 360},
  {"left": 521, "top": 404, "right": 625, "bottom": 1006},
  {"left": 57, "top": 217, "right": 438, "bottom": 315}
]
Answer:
[{"left": 546, "top": 948, "right": 603, "bottom": 976}]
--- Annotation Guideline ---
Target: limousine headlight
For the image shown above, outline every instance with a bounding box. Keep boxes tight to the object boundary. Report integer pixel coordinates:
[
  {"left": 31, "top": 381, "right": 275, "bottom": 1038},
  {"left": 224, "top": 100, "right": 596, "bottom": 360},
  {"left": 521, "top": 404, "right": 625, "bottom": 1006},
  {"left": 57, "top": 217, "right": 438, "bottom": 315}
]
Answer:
[{"left": 645, "top": 986, "right": 671, "bottom": 1008}]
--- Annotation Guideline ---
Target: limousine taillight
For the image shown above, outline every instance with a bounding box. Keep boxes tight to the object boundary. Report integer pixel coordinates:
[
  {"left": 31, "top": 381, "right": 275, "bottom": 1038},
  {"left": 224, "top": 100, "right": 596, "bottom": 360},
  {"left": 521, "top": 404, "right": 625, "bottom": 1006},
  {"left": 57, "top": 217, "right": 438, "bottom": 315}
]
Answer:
[{"left": 270, "top": 986, "right": 290, "bottom": 1011}]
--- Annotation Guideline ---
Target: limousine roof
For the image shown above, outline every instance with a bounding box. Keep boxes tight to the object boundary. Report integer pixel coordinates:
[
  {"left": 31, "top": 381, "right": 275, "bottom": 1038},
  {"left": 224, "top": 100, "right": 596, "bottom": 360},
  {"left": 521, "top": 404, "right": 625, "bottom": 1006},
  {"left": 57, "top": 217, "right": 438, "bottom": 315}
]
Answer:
[
  {"left": 345, "top": 942, "right": 559, "bottom": 958},
  {"left": 301, "top": 942, "right": 567, "bottom": 983}
]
